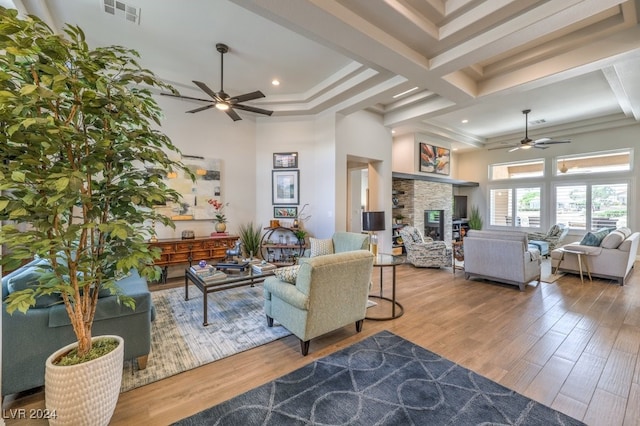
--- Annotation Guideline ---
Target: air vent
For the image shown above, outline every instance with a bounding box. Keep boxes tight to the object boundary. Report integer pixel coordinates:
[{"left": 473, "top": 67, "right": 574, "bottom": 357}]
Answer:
[
  {"left": 103, "top": 0, "right": 140, "bottom": 24},
  {"left": 529, "top": 118, "right": 546, "bottom": 126}
]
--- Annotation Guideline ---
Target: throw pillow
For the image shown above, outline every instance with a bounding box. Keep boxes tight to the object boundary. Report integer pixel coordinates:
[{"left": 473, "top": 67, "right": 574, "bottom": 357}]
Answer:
[
  {"left": 579, "top": 228, "right": 611, "bottom": 247},
  {"left": 616, "top": 227, "right": 632, "bottom": 238},
  {"left": 600, "top": 230, "right": 625, "bottom": 249},
  {"left": 309, "top": 238, "right": 334, "bottom": 257},
  {"left": 7, "top": 266, "right": 61, "bottom": 308},
  {"left": 274, "top": 265, "right": 300, "bottom": 284}
]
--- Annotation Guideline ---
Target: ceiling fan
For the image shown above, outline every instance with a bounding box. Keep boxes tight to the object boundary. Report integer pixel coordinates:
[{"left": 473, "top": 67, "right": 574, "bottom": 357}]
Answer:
[
  {"left": 161, "top": 43, "right": 273, "bottom": 121},
  {"left": 490, "top": 109, "right": 571, "bottom": 152}
]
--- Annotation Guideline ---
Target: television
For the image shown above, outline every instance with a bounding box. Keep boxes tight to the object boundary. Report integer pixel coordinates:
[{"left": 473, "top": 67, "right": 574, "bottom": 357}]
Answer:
[{"left": 453, "top": 195, "right": 467, "bottom": 220}]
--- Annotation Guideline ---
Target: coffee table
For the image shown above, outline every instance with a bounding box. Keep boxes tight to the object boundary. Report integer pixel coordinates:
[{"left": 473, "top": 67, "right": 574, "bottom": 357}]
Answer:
[
  {"left": 185, "top": 267, "right": 275, "bottom": 326},
  {"left": 554, "top": 247, "right": 593, "bottom": 284}
]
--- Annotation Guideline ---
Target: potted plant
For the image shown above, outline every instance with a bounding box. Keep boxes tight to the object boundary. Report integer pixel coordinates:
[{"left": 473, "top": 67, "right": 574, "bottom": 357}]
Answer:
[
  {"left": 238, "top": 222, "right": 262, "bottom": 259},
  {"left": 208, "top": 199, "right": 229, "bottom": 233},
  {"left": 468, "top": 205, "right": 484, "bottom": 230},
  {"left": 394, "top": 214, "right": 405, "bottom": 224},
  {"left": 293, "top": 229, "right": 308, "bottom": 245},
  {"left": 0, "top": 8, "right": 189, "bottom": 424}
]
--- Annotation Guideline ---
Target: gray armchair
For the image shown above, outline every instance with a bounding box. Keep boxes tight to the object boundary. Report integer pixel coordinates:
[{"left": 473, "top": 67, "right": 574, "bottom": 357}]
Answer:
[
  {"left": 527, "top": 223, "right": 569, "bottom": 250},
  {"left": 264, "top": 250, "right": 374, "bottom": 355},
  {"left": 399, "top": 226, "right": 452, "bottom": 268}
]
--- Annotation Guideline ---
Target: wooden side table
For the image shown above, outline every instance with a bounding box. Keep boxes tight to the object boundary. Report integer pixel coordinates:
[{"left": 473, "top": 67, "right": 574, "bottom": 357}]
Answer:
[
  {"left": 554, "top": 247, "right": 593, "bottom": 284},
  {"left": 452, "top": 240, "right": 464, "bottom": 274}
]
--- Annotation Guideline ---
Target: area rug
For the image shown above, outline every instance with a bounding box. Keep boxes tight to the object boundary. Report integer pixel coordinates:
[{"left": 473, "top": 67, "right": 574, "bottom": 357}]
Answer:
[
  {"left": 542, "top": 272, "right": 565, "bottom": 283},
  {"left": 120, "top": 284, "right": 291, "bottom": 392},
  {"left": 174, "top": 330, "right": 584, "bottom": 425}
]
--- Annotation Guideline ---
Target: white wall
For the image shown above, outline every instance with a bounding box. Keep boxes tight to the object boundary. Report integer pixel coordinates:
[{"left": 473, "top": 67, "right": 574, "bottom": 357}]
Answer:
[
  {"left": 337, "top": 110, "right": 393, "bottom": 251},
  {"left": 455, "top": 123, "right": 640, "bottom": 235},
  {"left": 153, "top": 95, "right": 257, "bottom": 239}
]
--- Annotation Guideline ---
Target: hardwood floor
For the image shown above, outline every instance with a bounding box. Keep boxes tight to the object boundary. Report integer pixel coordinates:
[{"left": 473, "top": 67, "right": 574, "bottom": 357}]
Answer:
[{"left": 4, "top": 260, "right": 640, "bottom": 425}]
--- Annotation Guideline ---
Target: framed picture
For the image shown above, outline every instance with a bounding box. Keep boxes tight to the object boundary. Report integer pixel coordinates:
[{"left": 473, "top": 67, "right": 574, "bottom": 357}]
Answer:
[
  {"left": 419, "top": 143, "right": 450, "bottom": 175},
  {"left": 274, "top": 206, "right": 298, "bottom": 218},
  {"left": 273, "top": 152, "right": 298, "bottom": 169},
  {"left": 272, "top": 170, "right": 299, "bottom": 205}
]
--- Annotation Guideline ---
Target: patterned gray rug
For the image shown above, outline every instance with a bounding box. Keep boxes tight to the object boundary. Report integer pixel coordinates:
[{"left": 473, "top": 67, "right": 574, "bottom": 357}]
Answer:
[
  {"left": 174, "top": 330, "right": 584, "bottom": 425},
  {"left": 120, "top": 284, "right": 291, "bottom": 392}
]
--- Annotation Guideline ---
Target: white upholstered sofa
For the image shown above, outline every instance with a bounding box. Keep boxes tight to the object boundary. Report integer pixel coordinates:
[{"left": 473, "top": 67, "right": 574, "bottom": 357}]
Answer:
[
  {"left": 463, "top": 230, "right": 541, "bottom": 291},
  {"left": 551, "top": 227, "right": 639, "bottom": 285}
]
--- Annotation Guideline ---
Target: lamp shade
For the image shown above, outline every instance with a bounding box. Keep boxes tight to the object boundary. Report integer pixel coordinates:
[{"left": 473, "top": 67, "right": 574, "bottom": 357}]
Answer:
[{"left": 362, "top": 211, "right": 386, "bottom": 232}]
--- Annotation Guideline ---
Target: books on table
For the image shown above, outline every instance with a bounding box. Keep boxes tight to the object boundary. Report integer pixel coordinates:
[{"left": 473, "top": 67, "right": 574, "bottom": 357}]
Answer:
[
  {"left": 251, "top": 262, "right": 276, "bottom": 274},
  {"left": 190, "top": 264, "right": 227, "bottom": 282}
]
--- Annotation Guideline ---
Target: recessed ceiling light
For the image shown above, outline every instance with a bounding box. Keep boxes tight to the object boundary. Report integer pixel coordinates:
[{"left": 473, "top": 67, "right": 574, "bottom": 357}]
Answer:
[
  {"left": 271, "top": 79, "right": 280, "bottom": 86},
  {"left": 391, "top": 130, "right": 396, "bottom": 134},
  {"left": 461, "top": 119, "right": 468, "bottom": 124},
  {"left": 392, "top": 87, "right": 418, "bottom": 98}
]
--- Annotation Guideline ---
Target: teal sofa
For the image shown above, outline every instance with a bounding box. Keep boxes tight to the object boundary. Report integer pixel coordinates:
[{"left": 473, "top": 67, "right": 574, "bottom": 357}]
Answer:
[
  {"left": 264, "top": 250, "right": 374, "bottom": 355},
  {"left": 2, "top": 261, "right": 155, "bottom": 396}
]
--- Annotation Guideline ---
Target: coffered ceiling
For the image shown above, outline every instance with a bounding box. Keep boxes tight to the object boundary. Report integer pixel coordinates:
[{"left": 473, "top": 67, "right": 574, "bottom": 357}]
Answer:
[{"left": 13, "top": 0, "right": 640, "bottom": 151}]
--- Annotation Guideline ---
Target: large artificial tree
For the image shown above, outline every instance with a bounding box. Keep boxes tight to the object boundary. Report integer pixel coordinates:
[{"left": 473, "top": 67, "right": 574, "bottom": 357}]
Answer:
[{"left": 0, "top": 7, "right": 188, "bottom": 358}]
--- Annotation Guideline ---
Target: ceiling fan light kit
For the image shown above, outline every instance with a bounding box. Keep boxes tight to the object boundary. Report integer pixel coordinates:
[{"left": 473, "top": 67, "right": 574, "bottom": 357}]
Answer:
[{"left": 161, "top": 43, "right": 273, "bottom": 121}]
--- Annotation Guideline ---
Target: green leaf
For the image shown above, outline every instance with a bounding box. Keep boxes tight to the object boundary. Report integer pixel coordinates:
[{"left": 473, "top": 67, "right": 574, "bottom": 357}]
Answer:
[
  {"left": 54, "top": 177, "right": 70, "bottom": 192},
  {"left": 11, "top": 171, "right": 25, "bottom": 182}
]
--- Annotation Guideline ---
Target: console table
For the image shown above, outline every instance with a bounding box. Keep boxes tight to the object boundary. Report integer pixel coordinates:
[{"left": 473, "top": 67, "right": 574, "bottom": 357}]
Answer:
[{"left": 149, "top": 235, "right": 239, "bottom": 283}]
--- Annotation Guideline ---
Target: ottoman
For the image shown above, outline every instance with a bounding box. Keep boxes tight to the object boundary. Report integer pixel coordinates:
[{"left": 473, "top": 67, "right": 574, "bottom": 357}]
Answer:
[{"left": 529, "top": 240, "right": 550, "bottom": 257}]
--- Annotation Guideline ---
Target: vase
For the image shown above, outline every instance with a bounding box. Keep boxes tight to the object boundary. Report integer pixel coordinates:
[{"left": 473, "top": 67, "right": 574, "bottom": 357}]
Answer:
[
  {"left": 45, "top": 335, "right": 124, "bottom": 426},
  {"left": 215, "top": 222, "right": 227, "bottom": 233}
]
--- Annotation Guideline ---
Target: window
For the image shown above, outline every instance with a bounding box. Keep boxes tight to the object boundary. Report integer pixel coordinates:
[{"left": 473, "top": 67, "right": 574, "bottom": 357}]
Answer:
[
  {"left": 555, "top": 182, "right": 628, "bottom": 230},
  {"left": 556, "top": 149, "right": 632, "bottom": 175},
  {"left": 489, "top": 186, "right": 541, "bottom": 228},
  {"left": 490, "top": 159, "right": 544, "bottom": 180}
]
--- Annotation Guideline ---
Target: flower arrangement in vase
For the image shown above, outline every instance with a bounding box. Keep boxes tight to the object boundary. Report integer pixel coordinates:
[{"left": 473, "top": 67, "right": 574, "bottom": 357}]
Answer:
[{"left": 208, "top": 199, "right": 229, "bottom": 233}]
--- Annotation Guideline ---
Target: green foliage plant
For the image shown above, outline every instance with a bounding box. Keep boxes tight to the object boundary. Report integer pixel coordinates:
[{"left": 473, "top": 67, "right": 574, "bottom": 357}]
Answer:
[
  {"left": 238, "top": 223, "right": 262, "bottom": 258},
  {"left": 468, "top": 205, "right": 483, "bottom": 230},
  {"left": 293, "top": 229, "right": 308, "bottom": 243},
  {"left": 0, "top": 8, "right": 191, "bottom": 359}
]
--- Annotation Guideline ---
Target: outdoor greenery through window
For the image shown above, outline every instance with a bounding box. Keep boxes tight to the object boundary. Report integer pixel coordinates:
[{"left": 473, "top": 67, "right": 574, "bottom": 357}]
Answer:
[
  {"left": 489, "top": 187, "right": 541, "bottom": 228},
  {"left": 555, "top": 183, "right": 628, "bottom": 230},
  {"left": 490, "top": 159, "right": 544, "bottom": 180}
]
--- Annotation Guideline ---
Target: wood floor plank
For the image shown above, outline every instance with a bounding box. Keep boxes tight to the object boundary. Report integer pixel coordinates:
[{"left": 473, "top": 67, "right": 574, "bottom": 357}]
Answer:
[
  {"left": 558, "top": 352, "right": 607, "bottom": 405},
  {"left": 583, "top": 389, "right": 627, "bottom": 426},
  {"left": 2, "top": 260, "right": 639, "bottom": 425},
  {"left": 597, "top": 349, "right": 637, "bottom": 397},
  {"left": 524, "top": 355, "right": 575, "bottom": 406},
  {"left": 624, "top": 383, "right": 640, "bottom": 426},
  {"left": 551, "top": 392, "right": 588, "bottom": 423}
]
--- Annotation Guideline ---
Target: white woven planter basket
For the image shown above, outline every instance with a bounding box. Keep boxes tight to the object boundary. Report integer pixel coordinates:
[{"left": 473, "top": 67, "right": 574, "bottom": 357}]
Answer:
[{"left": 45, "top": 335, "right": 124, "bottom": 426}]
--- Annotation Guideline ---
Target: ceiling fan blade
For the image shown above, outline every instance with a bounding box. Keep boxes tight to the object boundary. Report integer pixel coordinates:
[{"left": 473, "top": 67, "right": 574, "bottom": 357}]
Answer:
[
  {"left": 230, "top": 91, "right": 265, "bottom": 103},
  {"left": 225, "top": 108, "right": 242, "bottom": 121},
  {"left": 535, "top": 139, "right": 571, "bottom": 145},
  {"left": 233, "top": 103, "right": 274, "bottom": 116},
  {"left": 186, "top": 104, "right": 215, "bottom": 114},
  {"left": 160, "top": 93, "right": 212, "bottom": 103},
  {"left": 193, "top": 80, "right": 220, "bottom": 101},
  {"left": 533, "top": 145, "right": 550, "bottom": 149}
]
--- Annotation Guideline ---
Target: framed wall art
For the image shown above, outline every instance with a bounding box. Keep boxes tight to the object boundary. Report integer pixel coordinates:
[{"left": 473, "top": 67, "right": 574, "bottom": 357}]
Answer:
[
  {"left": 272, "top": 170, "right": 299, "bottom": 205},
  {"left": 147, "top": 155, "right": 222, "bottom": 221},
  {"left": 419, "top": 143, "right": 450, "bottom": 175},
  {"left": 274, "top": 206, "right": 298, "bottom": 218},
  {"left": 273, "top": 152, "right": 298, "bottom": 169}
]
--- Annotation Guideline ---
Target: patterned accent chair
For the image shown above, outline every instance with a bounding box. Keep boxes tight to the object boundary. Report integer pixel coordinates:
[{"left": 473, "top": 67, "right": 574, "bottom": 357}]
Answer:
[
  {"left": 264, "top": 250, "right": 374, "bottom": 355},
  {"left": 527, "top": 223, "right": 569, "bottom": 251},
  {"left": 399, "top": 226, "right": 452, "bottom": 268}
]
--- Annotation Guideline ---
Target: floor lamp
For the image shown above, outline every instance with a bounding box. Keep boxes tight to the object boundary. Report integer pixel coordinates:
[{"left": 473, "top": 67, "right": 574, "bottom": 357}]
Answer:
[{"left": 362, "top": 211, "right": 385, "bottom": 256}]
